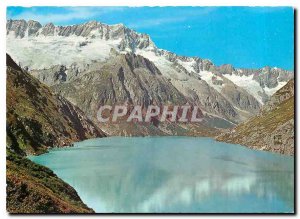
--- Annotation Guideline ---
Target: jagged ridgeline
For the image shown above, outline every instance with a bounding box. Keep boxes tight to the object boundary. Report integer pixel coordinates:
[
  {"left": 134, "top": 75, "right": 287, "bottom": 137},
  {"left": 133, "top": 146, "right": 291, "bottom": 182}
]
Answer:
[
  {"left": 6, "top": 54, "right": 105, "bottom": 213},
  {"left": 6, "top": 19, "right": 293, "bottom": 136}
]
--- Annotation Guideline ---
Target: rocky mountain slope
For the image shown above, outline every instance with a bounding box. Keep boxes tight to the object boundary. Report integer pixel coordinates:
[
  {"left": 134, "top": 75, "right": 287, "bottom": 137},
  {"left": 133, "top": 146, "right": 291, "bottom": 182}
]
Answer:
[
  {"left": 50, "top": 51, "right": 221, "bottom": 136},
  {"left": 6, "top": 19, "right": 294, "bottom": 135},
  {"left": 216, "top": 79, "right": 294, "bottom": 155},
  {"left": 6, "top": 54, "right": 104, "bottom": 213},
  {"left": 6, "top": 54, "right": 106, "bottom": 156}
]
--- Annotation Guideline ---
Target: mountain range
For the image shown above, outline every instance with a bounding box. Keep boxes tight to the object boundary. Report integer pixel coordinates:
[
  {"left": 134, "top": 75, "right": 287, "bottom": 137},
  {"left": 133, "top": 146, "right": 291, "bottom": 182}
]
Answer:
[{"left": 6, "top": 19, "right": 294, "bottom": 136}]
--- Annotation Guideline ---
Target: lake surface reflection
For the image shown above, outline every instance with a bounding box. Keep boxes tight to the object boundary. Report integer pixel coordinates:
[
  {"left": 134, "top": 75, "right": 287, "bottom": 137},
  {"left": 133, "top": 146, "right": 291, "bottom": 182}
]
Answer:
[{"left": 29, "top": 137, "right": 294, "bottom": 213}]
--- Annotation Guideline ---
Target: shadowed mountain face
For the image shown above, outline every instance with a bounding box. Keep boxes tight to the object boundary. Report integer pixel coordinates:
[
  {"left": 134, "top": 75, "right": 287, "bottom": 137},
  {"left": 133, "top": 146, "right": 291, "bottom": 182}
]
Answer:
[
  {"left": 6, "top": 19, "right": 294, "bottom": 135},
  {"left": 217, "top": 79, "right": 294, "bottom": 155},
  {"left": 6, "top": 54, "right": 106, "bottom": 156}
]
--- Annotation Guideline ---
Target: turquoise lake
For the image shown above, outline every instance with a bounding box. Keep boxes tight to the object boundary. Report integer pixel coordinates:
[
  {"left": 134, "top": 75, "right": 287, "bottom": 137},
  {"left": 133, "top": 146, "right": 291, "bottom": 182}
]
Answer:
[{"left": 29, "top": 137, "right": 294, "bottom": 213}]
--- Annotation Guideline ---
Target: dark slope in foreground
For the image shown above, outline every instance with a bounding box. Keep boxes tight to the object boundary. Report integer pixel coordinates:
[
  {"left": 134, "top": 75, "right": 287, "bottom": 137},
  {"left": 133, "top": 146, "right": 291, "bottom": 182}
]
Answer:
[
  {"left": 217, "top": 79, "right": 294, "bottom": 155},
  {"left": 7, "top": 152, "right": 94, "bottom": 213},
  {"left": 6, "top": 54, "right": 102, "bottom": 213}
]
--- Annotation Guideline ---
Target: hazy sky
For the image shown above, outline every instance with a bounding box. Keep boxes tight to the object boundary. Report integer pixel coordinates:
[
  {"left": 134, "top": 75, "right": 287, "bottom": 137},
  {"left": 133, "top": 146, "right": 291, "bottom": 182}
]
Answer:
[{"left": 7, "top": 6, "right": 294, "bottom": 70}]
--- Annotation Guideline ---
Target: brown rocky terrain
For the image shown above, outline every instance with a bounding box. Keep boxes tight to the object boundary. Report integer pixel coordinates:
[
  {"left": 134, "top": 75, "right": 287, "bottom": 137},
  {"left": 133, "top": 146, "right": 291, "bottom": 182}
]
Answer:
[{"left": 216, "top": 79, "right": 294, "bottom": 155}]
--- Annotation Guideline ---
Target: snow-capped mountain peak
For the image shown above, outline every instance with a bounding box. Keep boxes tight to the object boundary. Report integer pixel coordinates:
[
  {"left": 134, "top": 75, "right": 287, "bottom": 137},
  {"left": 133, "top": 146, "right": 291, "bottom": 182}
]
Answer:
[{"left": 6, "top": 19, "right": 293, "bottom": 109}]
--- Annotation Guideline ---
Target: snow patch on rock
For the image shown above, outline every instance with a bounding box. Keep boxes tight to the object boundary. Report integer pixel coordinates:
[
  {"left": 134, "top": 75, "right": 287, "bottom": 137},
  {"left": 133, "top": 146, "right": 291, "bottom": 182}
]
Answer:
[{"left": 223, "top": 73, "right": 265, "bottom": 104}]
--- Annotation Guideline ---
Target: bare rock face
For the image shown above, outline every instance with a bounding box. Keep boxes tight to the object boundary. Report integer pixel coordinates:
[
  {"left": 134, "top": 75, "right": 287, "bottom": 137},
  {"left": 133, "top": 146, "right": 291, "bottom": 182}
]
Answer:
[
  {"left": 93, "top": 53, "right": 187, "bottom": 107},
  {"left": 221, "top": 82, "right": 261, "bottom": 113},
  {"left": 27, "top": 20, "right": 42, "bottom": 36},
  {"left": 252, "top": 67, "right": 294, "bottom": 89},
  {"left": 41, "top": 22, "right": 55, "bottom": 36},
  {"left": 54, "top": 53, "right": 262, "bottom": 135},
  {"left": 51, "top": 53, "right": 212, "bottom": 136},
  {"left": 6, "top": 19, "right": 27, "bottom": 38},
  {"left": 214, "top": 64, "right": 235, "bottom": 75},
  {"left": 216, "top": 79, "right": 294, "bottom": 155}
]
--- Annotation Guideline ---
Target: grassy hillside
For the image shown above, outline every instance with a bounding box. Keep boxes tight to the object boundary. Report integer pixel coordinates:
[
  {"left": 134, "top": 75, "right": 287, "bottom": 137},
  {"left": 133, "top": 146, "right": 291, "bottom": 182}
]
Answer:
[
  {"left": 217, "top": 80, "right": 294, "bottom": 155},
  {"left": 7, "top": 152, "right": 94, "bottom": 213}
]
